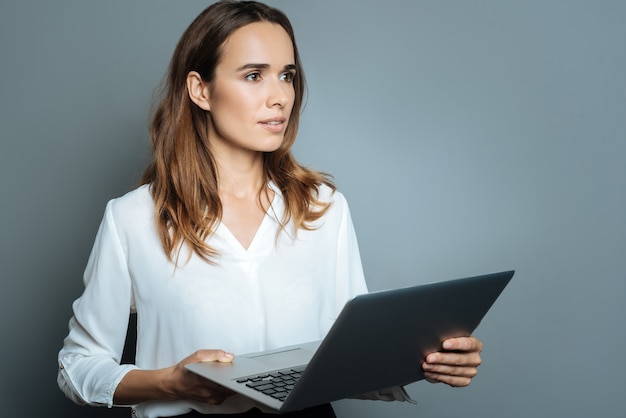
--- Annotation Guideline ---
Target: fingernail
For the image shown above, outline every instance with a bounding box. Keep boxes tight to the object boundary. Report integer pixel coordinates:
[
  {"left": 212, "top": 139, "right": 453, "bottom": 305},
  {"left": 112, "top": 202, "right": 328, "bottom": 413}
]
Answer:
[{"left": 443, "top": 341, "right": 453, "bottom": 350}]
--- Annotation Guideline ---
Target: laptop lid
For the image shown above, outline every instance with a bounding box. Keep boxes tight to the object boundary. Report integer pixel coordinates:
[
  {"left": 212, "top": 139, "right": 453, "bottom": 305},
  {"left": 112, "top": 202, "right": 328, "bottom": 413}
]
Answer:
[{"left": 186, "top": 270, "right": 514, "bottom": 412}]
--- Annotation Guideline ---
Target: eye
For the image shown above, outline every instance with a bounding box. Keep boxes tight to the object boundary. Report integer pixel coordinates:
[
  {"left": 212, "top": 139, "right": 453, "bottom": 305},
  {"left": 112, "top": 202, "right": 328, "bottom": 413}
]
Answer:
[
  {"left": 280, "top": 71, "right": 295, "bottom": 83},
  {"left": 244, "top": 72, "right": 262, "bottom": 81}
]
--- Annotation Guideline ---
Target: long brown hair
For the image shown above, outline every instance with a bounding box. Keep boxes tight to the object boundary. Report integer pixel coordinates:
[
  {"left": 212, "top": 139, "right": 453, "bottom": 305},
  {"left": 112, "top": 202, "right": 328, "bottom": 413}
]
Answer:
[{"left": 140, "top": 1, "right": 334, "bottom": 264}]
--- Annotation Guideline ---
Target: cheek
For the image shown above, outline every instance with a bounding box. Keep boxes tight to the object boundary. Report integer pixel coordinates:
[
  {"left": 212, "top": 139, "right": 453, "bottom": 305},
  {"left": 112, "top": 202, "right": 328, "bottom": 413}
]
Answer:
[
  {"left": 211, "top": 91, "right": 257, "bottom": 123},
  {"left": 286, "top": 90, "right": 296, "bottom": 115}
]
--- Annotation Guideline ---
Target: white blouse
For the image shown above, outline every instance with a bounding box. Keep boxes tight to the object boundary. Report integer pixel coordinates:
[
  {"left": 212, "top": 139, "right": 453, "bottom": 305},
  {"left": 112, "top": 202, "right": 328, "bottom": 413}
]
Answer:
[{"left": 57, "top": 183, "right": 371, "bottom": 417}]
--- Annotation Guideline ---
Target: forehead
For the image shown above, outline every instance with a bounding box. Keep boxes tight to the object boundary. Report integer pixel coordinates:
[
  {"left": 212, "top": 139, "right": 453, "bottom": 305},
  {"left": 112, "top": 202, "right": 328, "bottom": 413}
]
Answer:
[{"left": 219, "top": 21, "right": 295, "bottom": 67}]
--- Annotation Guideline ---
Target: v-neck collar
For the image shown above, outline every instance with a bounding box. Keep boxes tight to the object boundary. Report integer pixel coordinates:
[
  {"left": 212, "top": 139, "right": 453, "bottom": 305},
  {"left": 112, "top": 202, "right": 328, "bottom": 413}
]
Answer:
[{"left": 216, "top": 181, "right": 284, "bottom": 258}]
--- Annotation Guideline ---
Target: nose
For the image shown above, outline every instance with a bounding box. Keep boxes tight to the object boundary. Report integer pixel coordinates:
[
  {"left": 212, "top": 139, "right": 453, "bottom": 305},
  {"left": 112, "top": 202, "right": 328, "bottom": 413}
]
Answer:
[{"left": 266, "top": 78, "right": 289, "bottom": 108}]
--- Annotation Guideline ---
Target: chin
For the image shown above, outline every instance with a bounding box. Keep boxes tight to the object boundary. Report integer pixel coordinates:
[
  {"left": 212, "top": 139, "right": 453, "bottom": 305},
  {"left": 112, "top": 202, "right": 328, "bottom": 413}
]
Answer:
[{"left": 256, "top": 138, "right": 285, "bottom": 153}]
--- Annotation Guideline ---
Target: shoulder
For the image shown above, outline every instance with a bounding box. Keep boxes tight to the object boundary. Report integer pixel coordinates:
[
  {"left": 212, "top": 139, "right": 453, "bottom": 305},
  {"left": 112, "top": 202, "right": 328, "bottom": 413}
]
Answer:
[
  {"left": 315, "top": 183, "right": 352, "bottom": 222},
  {"left": 105, "top": 184, "right": 154, "bottom": 224},
  {"left": 316, "top": 183, "right": 347, "bottom": 206}
]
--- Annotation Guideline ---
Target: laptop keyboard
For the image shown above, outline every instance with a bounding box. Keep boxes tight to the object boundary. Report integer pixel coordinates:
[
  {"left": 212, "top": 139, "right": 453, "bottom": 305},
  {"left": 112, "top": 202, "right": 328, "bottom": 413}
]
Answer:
[{"left": 235, "top": 366, "right": 305, "bottom": 401}]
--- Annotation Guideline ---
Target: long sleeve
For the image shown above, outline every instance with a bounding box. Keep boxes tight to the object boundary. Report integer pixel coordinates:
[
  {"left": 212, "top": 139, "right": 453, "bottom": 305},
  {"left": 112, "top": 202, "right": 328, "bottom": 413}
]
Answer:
[
  {"left": 57, "top": 200, "right": 138, "bottom": 407},
  {"left": 333, "top": 192, "right": 368, "bottom": 312}
]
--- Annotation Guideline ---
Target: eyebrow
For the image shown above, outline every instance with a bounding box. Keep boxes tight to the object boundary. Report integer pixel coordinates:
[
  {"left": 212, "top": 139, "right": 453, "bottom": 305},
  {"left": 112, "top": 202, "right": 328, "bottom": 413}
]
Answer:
[{"left": 236, "top": 63, "right": 297, "bottom": 72}]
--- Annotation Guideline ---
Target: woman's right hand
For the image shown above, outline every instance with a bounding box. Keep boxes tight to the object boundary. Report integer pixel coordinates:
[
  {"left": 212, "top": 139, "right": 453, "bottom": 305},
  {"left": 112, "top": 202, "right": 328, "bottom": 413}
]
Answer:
[
  {"left": 163, "top": 349, "right": 236, "bottom": 405},
  {"left": 114, "top": 349, "right": 236, "bottom": 406}
]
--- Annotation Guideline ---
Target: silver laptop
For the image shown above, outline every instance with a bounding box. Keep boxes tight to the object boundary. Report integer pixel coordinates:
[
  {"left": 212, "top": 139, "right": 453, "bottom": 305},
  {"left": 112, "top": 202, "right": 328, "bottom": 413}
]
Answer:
[{"left": 185, "top": 270, "right": 514, "bottom": 413}]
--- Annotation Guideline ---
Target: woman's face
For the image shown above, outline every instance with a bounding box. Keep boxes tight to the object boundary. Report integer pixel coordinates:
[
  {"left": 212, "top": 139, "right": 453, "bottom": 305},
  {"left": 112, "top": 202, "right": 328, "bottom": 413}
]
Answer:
[{"left": 205, "top": 21, "right": 296, "bottom": 157}]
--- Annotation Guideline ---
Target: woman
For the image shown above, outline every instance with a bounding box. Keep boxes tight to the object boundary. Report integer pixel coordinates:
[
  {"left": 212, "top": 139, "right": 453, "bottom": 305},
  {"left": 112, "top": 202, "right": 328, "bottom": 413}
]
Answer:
[{"left": 57, "top": 1, "right": 483, "bottom": 417}]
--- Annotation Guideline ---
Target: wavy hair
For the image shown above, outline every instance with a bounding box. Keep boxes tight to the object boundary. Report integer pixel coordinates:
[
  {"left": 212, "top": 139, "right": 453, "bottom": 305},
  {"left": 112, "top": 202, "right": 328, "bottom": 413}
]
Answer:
[{"left": 140, "top": 1, "right": 334, "bottom": 264}]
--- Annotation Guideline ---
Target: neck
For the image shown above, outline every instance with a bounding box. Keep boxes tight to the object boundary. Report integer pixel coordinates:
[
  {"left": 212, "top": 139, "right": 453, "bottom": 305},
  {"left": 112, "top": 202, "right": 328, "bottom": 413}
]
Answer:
[{"left": 215, "top": 154, "right": 266, "bottom": 199}]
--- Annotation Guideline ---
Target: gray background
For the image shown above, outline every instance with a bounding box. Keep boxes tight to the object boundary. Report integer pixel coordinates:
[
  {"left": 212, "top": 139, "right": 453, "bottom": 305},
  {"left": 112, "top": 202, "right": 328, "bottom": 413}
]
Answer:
[{"left": 1, "top": 0, "right": 624, "bottom": 417}]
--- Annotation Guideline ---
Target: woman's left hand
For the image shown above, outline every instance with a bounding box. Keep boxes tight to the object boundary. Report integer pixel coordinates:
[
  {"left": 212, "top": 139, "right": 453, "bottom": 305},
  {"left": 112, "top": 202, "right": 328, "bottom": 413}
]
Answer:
[{"left": 422, "top": 336, "right": 483, "bottom": 387}]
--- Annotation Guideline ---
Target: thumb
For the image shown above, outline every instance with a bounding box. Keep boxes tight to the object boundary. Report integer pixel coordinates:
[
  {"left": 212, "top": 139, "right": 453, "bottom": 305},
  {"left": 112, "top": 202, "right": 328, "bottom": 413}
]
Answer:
[{"left": 196, "top": 349, "right": 235, "bottom": 363}]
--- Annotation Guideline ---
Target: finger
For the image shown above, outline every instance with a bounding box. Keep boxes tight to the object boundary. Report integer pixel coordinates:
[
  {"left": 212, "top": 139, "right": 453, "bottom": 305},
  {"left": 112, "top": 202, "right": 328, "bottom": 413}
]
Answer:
[
  {"left": 196, "top": 378, "right": 236, "bottom": 396},
  {"left": 423, "top": 371, "right": 474, "bottom": 387},
  {"left": 422, "top": 362, "right": 479, "bottom": 378},
  {"left": 188, "top": 385, "right": 235, "bottom": 405},
  {"left": 194, "top": 349, "right": 235, "bottom": 363},
  {"left": 442, "top": 336, "right": 483, "bottom": 352},
  {"left": 425, "top": 351, "right": 482, "bottom": 367},
  {"left": 202, "top": 390, "right": 235, "bottom": 405}
]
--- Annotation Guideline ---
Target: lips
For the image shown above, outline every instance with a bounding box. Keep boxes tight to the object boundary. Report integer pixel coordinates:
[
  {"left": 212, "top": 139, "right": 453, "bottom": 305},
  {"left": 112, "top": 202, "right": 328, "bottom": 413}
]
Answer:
[
  {"left": 259, "top": 117, "right": 287, "bottom": 133},
  {"left": 259, "top": 117, "right": 286, "bottom": 124}
]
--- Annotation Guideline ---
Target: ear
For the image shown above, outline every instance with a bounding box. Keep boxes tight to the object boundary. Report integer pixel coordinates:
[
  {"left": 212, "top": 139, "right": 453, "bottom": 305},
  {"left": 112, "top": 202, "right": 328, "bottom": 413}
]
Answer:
[{"left": 186, "top": 71, "right": 211, "bottom": 111}]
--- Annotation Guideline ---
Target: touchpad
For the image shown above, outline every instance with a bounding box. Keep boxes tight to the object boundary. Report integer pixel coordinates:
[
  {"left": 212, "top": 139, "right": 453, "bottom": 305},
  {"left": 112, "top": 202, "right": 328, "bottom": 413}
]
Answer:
[{"left": 246, "top": 348, "right": 313, "bottom": 368}]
